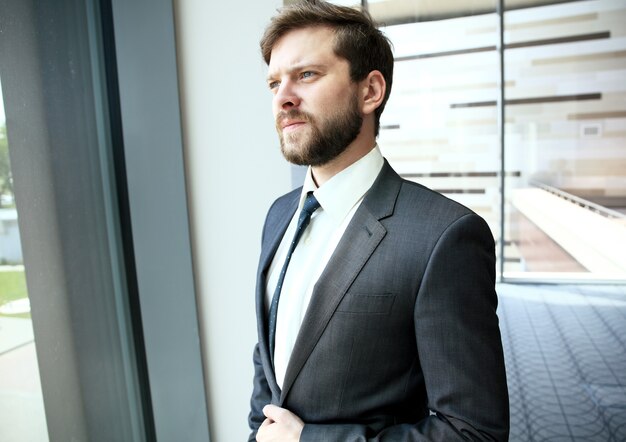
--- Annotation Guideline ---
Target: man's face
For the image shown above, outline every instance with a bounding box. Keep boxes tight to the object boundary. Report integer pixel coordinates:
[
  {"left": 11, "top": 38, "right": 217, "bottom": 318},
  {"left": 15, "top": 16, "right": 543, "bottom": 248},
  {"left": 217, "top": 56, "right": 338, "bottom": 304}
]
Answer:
[{"left": 267, "top": 26, "right": 363, "bottom": 166}]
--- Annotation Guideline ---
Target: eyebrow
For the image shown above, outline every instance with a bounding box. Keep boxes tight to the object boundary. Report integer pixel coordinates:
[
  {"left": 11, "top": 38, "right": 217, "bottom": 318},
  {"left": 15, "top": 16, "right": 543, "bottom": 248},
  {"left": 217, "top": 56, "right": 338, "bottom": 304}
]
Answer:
[{"left": 266, "top": 63, "right": 328, "bottom": 82}]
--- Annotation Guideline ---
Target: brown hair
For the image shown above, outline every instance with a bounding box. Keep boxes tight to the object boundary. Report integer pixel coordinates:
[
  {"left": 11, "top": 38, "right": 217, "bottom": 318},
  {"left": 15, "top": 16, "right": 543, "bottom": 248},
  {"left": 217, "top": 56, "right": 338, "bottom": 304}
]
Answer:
[{"left": 260, "top": 0, "right": 394, "bottom": 136}]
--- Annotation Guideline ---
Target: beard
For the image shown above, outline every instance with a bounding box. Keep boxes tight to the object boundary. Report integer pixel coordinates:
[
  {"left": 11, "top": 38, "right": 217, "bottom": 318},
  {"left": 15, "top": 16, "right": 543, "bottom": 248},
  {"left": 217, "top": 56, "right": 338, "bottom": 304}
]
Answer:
[{"left": 276, "top": 92, "right": 363, "bottom": 167}]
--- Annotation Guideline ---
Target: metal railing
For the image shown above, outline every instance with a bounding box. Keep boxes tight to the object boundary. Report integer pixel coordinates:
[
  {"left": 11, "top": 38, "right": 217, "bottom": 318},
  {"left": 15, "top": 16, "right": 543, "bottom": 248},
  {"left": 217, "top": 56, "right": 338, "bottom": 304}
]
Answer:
[{"left": 529, "top": 180, "right": 626, "bottom": 220}]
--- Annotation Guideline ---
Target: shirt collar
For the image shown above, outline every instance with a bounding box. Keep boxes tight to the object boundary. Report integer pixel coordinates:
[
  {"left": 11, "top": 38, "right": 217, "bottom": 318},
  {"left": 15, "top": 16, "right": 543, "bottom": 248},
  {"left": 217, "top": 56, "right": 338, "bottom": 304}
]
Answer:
[{"left": 299, "top": 145, "right": 384, "bottom": 223}]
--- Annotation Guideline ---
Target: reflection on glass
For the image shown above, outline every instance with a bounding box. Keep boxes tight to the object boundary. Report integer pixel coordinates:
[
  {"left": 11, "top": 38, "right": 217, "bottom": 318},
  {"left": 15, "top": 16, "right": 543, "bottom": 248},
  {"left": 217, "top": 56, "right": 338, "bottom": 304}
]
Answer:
[
  {"left": 377, "top": 7, "right": 502, "bottom": 253},
  {"left": 327, "top": 0, "right": 361, "bottom": 6},
  {"left": 0, "top": 79, "right": 49, "bottom": 441},
  {"left": 372, "top": 0, "right": 626, "bottom": 281},
  {"left": 503, "top": 0, "right": 626, "bottom": 280}
]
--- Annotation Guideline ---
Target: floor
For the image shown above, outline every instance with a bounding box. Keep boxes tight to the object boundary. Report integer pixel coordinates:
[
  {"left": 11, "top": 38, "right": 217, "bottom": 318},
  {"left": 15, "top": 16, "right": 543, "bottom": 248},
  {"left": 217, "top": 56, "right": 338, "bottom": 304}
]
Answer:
[
  {"left": 0, "top": 317, "right": 47, "bottom": 442},
  {"left": 0, "top": 284, "right": 624, "bottom": 441},
  {"left": 0, "top": 341, "right": 47, "bottom": 442},
  {"left": 498, "top": 283, "right": 626, "bottom": 441}
]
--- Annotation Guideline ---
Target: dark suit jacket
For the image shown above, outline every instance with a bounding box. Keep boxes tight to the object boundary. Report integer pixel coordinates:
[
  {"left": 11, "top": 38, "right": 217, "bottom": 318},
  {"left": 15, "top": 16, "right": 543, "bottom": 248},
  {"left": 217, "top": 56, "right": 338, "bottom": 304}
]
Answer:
[{"left": 249, "top": 161, "right": 509, "bottom": 441}]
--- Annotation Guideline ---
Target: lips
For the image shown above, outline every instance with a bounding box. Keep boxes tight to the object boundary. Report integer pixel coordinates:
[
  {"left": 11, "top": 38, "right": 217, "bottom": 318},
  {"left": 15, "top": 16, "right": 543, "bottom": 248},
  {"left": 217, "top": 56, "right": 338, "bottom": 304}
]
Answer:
[
  {"left": 281, "top": 120, "right": 306, "bottom": 131},
  {"left": 276, "top": 111, "right": 309, "bottom": 132}
]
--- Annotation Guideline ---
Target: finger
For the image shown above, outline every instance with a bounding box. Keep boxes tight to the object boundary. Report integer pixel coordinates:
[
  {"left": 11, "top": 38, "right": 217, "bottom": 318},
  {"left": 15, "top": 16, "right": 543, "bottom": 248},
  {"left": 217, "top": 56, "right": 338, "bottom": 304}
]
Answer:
[
  {"left": 262, "top": 404, "right": 283, "bottom": 421},
  {"left": 256, "top": 420, "right": 269, "bottom": 442}
]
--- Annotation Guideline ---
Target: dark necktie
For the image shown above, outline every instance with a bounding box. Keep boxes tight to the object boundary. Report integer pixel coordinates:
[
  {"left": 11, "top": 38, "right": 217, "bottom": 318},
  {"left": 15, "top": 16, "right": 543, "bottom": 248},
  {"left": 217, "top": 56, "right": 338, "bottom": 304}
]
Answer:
[{"left": 268, "top": 192, "right": 321, "bottom": 362}]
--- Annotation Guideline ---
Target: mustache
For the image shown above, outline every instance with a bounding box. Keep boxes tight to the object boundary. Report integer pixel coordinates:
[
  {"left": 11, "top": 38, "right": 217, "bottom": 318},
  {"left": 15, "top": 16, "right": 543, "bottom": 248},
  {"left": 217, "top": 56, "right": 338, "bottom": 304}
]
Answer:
[{"left": 276, "top": 109, "right": 312, "bottom": 125}]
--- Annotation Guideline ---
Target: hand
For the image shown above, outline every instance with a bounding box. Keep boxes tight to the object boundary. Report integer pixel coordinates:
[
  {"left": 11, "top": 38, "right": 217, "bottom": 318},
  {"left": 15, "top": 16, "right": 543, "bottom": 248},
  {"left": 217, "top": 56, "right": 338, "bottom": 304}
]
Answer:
[{"left": 256, "top": 404, "right": 304, "bottom": 442}]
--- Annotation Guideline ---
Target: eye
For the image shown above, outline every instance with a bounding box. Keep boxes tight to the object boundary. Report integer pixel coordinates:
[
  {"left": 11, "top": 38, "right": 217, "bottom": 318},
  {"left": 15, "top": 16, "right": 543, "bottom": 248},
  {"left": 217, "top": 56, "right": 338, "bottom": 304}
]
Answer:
[
  {"left": 268, "top": 80, "right": 280, "bottom": 91},
  {"left": 301, "top": 71, "right": 315, "bottom": 80}
]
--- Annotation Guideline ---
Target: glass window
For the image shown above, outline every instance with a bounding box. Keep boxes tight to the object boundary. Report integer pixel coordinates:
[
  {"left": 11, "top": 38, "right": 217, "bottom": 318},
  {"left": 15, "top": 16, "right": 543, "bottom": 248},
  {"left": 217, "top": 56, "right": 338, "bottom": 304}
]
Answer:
[
  {"left": 0, "top": 77, "right": 49, "bottom": 442},
  {"left": 376, "top": 3, "right": 502, "bottom": 261},
  {"left": 0, "top": 0, "right": 210, "bottom": 438},
  {"left": 371, "top": 0, "right": 626, "bottom": 282},
  {"left": 503, "top": 0, "right": 626, "bottom": 280}
]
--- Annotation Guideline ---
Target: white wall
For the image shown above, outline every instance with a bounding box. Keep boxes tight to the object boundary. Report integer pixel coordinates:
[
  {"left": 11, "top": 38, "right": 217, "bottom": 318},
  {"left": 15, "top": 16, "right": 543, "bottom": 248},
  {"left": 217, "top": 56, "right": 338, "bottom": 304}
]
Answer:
[{"left": 173, "top": 1, "right": 290, "bottom": 440}]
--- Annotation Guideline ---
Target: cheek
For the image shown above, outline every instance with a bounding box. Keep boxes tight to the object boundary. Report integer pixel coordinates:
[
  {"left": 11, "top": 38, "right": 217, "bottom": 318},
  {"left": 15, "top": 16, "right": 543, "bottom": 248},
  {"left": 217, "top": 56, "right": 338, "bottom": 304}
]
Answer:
[{"left": 324, "top": 87, "right": 352, "bottom": 108}]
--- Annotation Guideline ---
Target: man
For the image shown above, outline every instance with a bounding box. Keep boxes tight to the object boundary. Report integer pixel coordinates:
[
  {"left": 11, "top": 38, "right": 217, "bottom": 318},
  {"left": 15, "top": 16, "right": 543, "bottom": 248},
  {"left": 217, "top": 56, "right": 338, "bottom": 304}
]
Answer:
[{"left": 249, "top": 1, "right": 509, "bottom": 440}]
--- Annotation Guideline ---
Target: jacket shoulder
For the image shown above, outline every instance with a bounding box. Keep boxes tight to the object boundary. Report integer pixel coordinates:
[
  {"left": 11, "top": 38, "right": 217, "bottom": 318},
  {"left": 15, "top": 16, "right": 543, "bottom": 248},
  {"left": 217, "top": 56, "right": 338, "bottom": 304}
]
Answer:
[
  {"left": 392, "top": 178, "right": 494, "bottom": 245},
  {"left": 399, "top": 178, "right": 476, "bottom": 220}
]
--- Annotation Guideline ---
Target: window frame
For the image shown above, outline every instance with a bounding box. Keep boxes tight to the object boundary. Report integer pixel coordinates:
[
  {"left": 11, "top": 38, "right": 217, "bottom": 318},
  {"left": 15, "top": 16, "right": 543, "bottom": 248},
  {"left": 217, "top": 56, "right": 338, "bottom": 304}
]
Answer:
[{"left": 0, "top": 0, "right": 210, "bottom": 439}]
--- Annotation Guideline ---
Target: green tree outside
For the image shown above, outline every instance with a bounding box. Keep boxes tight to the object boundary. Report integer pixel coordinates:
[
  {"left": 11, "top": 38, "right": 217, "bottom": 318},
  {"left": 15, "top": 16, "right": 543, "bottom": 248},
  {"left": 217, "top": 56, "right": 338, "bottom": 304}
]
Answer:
[{"left": 0, "top": 123, "right": 27, "bottom": 317}]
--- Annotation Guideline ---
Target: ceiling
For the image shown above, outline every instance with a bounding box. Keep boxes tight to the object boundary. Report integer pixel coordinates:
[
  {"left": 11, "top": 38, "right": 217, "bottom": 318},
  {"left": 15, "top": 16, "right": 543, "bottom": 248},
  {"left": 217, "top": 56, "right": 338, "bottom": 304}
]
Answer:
[
  {"left": 286, "top": 0, "right": 583, "bottom": 25},
  {"left": 367, "top": 0, "right": 581, "bottom": 24}
]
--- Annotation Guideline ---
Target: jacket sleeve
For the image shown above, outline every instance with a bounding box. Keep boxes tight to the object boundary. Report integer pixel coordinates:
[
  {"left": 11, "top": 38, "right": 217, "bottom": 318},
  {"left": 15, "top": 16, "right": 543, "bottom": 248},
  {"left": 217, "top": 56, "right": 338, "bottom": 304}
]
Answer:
[
  {"left": 299, "top": 213, "right": 509, "bottom": 441},
  {"left": 248, "top": 343, "right": 271, "bottom": 441}
]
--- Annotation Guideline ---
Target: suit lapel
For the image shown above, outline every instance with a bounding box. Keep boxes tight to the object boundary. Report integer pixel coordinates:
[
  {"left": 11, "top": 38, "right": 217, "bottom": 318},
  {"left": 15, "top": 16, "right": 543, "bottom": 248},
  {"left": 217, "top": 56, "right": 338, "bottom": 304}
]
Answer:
[
  {"left": 280, "top": 161, "right": 402, "bottom": 403},
  {"left": 256, "top": 190, "right": 300, "bottom": 399}
]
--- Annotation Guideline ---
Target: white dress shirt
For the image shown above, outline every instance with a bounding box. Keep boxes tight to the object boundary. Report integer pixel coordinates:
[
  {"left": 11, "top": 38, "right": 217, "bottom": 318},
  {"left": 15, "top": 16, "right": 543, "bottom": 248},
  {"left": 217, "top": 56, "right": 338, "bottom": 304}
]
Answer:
[{"left": 266, "top": 145, "right": 384, "bottom": 388}]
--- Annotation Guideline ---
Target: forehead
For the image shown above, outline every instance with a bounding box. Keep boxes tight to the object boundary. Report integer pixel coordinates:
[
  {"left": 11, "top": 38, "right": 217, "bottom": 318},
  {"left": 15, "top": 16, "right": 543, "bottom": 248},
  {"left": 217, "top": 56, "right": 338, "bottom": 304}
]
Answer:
[{"left": 268, "top": 26, "right": 340, "bottom": 73}]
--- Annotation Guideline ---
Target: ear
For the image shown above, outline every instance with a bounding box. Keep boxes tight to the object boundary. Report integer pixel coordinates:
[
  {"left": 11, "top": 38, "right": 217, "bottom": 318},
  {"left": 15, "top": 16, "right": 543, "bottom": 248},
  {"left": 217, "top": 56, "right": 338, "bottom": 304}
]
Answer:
[{"left": 360, "top": 70, "right": 386, "bottom": 116}]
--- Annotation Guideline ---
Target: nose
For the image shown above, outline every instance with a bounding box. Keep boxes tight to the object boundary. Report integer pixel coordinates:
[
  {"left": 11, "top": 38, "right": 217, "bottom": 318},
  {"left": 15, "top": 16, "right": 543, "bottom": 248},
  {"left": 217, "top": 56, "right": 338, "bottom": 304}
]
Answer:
[{"left": 274, "top": 79, "right": 301, "bottom": 111}]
